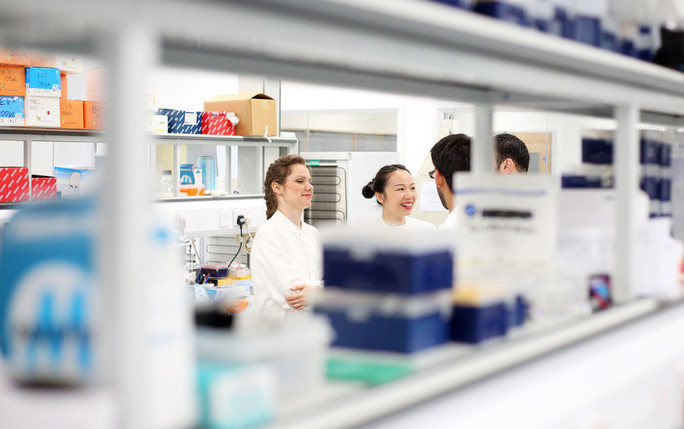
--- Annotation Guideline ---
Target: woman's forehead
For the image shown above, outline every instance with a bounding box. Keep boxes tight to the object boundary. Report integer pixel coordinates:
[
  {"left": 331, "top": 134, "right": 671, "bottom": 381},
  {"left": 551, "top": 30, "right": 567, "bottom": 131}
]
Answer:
[
  {"left": 387, "top": 169, "right": 412, "bottom": 185},
  {"left": 289, "top": 164, "right": 310, "bottom": 177}
]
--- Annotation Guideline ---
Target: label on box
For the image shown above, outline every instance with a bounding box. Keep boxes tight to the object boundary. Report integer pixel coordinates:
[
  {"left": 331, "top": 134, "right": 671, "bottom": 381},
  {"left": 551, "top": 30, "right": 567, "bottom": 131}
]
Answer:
[
  {"left": 25, "top": 96, "right": 60, "bottom": 127},
  {"left": 184, "top": 112, "right": 197, "bottom": 126},
  {"left": 201, "top": 111, "right": 238, "bottom": 136},
  {"left": 0, "top": 167, "right": 29, "bottom": 202},
  {"left": 25, "top": 67, "right": 61, "bottom": 97},
  {"left": 50, "top": 55, "right": 83, "bottom": 73},
  {"left": 0, "top": 66, "right": 25, "bottom": 97},
  {"left": 0, "top": 96, "right": 24, "bottom": 126}
]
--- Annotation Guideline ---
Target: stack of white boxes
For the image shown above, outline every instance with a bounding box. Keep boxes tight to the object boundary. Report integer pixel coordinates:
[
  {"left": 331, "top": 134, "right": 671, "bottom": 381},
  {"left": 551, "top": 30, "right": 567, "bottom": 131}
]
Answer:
[{"left": 25, "top": 66, "right": 61, "bottom": 127}]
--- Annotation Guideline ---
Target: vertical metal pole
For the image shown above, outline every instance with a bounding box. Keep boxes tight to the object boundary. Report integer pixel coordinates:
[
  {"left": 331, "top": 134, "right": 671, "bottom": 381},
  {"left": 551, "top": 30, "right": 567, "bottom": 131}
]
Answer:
[
  {"left": 24, "top": 137, "right": 32, "bottom": 197},
  {"left": 473, "top": 103, "right": 494, "bottom": 174},
  {"left": 99, "top": 23, "right": 156, "bottom": 429},
  {"left": 614, "top": 103, "right": 640, "bottom": 304},
  {"left": 174, "top": 144, "right": 181, "bottom": 197},
  {"left": 225, "top": 144, "right": 232, "bottom": 193}
]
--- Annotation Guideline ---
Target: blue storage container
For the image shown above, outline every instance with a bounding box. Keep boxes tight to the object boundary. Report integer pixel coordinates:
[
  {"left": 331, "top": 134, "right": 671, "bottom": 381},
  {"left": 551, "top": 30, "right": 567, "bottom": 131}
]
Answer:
[
  {"left": 473, "top": 1, "right": 529, "bottom": 27},
  {"left": 554, "top": 6, "right": 577, "bottom": 40},
  {"left": 582, "top": 138, "right": 613, "bottom": 165},
  {"left": 431, "top": 0, "right": 473, "bottom": 9},
  {"left": 561, "top": 174, "right": 603, "bottom": 189},
  {"left": 574, "top": 15, "right": 601, "bottom": 47},
  {"left": 449, "top": 302, "right": 508, "bottom": 344},
  {"left": 324, "top": 248, "right": 452, "bottom": 295},
  {"left": 313, "top": 288, "right": 451, "bottom": 353},
  {"left": 25, "top": 67, "right": 60, "bottom": 97},
  {"left": 157, "top": 108, "right": 202, "bottom": 134}
]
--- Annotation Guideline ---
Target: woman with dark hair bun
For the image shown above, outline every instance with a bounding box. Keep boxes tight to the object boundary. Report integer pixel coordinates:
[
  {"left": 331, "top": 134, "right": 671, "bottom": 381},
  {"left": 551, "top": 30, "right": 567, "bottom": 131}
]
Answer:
[
  {"left": 362, "top": 164, "right": 435, "bottom": 230},
  {"left": 251, "top": 154, "right": 322, "bottom": 320}
]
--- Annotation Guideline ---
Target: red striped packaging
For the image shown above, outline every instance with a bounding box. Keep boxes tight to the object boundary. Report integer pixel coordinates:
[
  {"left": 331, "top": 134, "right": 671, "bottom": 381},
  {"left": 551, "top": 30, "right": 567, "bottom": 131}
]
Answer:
[
  {"left": 31, "top": 175, "right": 57, "bottom": 200},
  {"left": 0, "top": 167, "right": 29, "bottom": 202},
  {"left": 201, "top": 111, "right": 238, "bottom": 136}
]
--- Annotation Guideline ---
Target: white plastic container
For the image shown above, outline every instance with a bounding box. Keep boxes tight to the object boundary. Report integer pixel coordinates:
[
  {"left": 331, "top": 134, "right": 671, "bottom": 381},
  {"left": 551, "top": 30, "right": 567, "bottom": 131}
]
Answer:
[{"left": 196, "top": 315, "right": 333, "bottom": 396}]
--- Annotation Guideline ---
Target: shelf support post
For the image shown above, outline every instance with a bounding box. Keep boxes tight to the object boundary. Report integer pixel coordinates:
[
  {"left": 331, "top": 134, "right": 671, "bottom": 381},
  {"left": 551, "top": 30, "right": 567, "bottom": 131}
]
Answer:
[
  {"left": 473, "top": 103, "right": 494, "bottom": 174},
  {"left": 614, "top": 103, "right": 640, "bottom": 304}
]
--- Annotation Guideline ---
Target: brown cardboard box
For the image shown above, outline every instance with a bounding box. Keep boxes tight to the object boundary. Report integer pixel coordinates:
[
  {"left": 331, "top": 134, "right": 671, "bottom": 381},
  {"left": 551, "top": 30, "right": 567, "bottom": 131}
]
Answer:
[
  {"left": 0, "top": 49, "right": 30, "bottom": 66},
  {"left": 86, "top": 67, "right": 105, "bottom": 101},
  {"left": 60, "top": 99, "right": 84, "bottom": 129},
  {"left": 203, "top": 93, "right": 277, "bottom": 136},
  {"left": 0, "top": 66, "right": 25, "bottom": 96},
  {"left": 84, "top": 100, "right": 104, "bottom": 130}
]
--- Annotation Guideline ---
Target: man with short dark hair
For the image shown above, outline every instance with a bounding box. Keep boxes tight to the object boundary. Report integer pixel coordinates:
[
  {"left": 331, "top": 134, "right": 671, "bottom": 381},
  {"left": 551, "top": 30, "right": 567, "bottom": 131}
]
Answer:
[
  {"left": 495, "top": 133, "right": 530, "bottom": 174},
  {"left": 429, "top": 133, "right": 471, "bottom": 229}
]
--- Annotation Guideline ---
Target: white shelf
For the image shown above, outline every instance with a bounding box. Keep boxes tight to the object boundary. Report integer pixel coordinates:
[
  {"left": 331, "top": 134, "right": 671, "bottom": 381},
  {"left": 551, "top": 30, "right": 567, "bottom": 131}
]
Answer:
[
  {"left": 273, "top": 298, "right": 661, "bottom": 429},
  {"left": 154, "top": 133, "right": 298, "bottom": 147}
]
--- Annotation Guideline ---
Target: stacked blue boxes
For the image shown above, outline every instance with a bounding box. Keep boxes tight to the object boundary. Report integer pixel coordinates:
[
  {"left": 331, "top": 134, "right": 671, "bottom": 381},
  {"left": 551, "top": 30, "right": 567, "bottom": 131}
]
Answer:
[
  {"left": 660, "top": 143, "right": 673, "bottom": 217},
  {"left": 641, "top": 138, "right": 661, "bottom": 218},
  {"left": 473, "top": 1, "right": 529, "bottom": 27},
  {"left": 315, "top": 228, "right": 454, "bottom": 353},
  {"left": 561, "top": 137, "right": 612, "bottom": 189},
  {"left": 157, "top": 108, "right": 202, "bottom": 134}
]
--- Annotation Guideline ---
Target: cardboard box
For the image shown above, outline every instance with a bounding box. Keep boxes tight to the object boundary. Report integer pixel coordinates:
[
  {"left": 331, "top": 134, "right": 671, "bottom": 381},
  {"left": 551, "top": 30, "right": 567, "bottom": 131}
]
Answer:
[
  {"left": 157, "top": 108, "right": 202, "bottom": 134},
  {"left": 0, "top": 66, "right": 25, "bottom": 97},
  {"left": 31, "top": 175, "right": 57, "bottom": 200},
  {"left": 0, "top": 96, "right": 24, "bottom": 126},
  {"left": 60, "top": 99, "right": 84, "bottom": 129},
  {"left": 25, "top": 67, "right": 61, "bottom": 97},
  {"left": 145, "top": 114, "right": 168, "bottom": 134},
  {"left": 84, "top": 101, "right": 104, "bottom": 130},
  {"left": 45, "top": 55, "right": 84, "bottom": 73},
  {"left": 204, "top": 93, "right": 277, "bottom": 136},
  {"left": 86, "top": 67, "right": 104, "bottom": 101},
  {"left": 0, "top": 167, "right": 29, "bottom": 202},
  {"left": 201, "top": 111, "right": 237, "bottom": 136},
  {"left": 25, "top": 95, "right": 60, "bottom": 127},
  {"left": 54, "top": 166, "right": 97, "bottom": 198},
  {"left": 0, "top": 49, "right": 30, "bottom": 66},
  {"left": 60, "top": 73, "right": 68, "bottom": 99}
]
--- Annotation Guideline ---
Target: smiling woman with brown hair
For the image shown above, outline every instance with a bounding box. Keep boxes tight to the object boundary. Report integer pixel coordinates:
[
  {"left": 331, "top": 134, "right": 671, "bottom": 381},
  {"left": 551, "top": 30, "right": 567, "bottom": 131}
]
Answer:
[{"left": 250, "top": 154, "right": 322, "bottom": 320}]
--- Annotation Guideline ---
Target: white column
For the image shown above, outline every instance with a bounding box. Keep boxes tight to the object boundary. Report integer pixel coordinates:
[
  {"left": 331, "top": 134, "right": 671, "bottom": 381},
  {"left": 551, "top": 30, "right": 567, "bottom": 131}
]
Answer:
[
  {"left": 614, "top": 104, "right": 640, "bottom": 304},
  {"left": 99, "top": 23, "right": 157, "bottom": 429},
  {"left": 473, "top": 103, "right": 494, "bottom": 174}
]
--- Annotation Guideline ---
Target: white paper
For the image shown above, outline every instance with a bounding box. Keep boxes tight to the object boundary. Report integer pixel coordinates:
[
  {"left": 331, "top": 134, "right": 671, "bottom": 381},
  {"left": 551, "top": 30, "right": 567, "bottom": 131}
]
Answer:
[{"left": 419, "top": 182, "right": 448, "bottom": 212}]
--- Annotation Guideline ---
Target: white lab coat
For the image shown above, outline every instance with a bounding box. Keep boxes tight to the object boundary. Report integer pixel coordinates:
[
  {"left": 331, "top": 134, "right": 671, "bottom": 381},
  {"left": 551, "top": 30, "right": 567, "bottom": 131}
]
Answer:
[
  {"left": 438, "top": 208, "right": 459, "bottom": 231},
  {"left": 376, "top": 216, "right": 436, "bottom": 231},
  {"left": 250, "top": 210, "right": 322, "bottom": 321}
]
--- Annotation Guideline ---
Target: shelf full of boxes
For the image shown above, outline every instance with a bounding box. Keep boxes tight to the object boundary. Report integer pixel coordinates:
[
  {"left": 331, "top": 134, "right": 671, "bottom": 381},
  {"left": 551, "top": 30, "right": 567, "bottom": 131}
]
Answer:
[{"left": 3, "top": 1, "right": 684, "bottom": 429}]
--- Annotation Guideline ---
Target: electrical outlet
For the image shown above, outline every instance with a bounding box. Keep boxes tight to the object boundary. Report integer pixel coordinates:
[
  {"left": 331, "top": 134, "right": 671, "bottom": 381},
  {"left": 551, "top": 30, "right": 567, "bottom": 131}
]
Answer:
[
  {"left": 219, "top": 210, "right": 233, "bottom": 228},
  {"left": 233, "top": 211, "right": 246, "bottom": 227}
]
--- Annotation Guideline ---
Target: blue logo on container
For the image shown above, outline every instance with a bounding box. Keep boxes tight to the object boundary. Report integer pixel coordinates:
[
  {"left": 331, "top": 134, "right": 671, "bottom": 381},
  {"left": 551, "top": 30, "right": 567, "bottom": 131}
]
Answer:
[{"left": 465, "top": 204, "right": 476, "bottom": 216}]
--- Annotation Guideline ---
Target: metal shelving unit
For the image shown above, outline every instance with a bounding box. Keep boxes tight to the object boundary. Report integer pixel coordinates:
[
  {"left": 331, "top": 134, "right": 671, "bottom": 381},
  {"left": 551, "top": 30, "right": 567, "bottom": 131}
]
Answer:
[{"left": 2, "top": 0, "right": 684, "bottom": 428}]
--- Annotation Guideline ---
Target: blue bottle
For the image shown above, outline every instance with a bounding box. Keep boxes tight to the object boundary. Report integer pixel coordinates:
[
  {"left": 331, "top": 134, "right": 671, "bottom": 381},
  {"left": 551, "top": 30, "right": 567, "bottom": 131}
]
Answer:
[{"left": 197, "top": 156, "right": 216, "bottom": 191}]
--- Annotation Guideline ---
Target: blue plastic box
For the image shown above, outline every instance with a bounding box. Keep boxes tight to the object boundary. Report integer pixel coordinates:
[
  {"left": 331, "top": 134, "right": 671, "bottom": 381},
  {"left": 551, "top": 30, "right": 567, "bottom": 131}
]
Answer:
[
  {"left": 313, "top": 288, "right": 451, "bottom": 353},
  {"left": 561, "top": 174, "right": 603, "bottom": 189},
  {"left": 157, "top": 108, "right": 202, "bottom": 134},
  {"left": 431, "top": 0, "right": 473, "bottom": 9},
  {"left": 25, "top": 67, "right": 60, "bottom": 97},
  {"left": 582, "top": 138, "right": 613, "bottom": 165},
  {"left": 449, "top": 302, "right": 508, "bottom": 344},
  {"left": 554, "top": 6, "right": 577, "bottom": 39},
  {"left": 0, "top": 96, "right": 24, "bottom": 126},
  {"left": 474, "top": 1, "right": 529, "bottom": 27},
  {"left": 574, "top": 15, "right": 601, "bottom": 47},
  {"left": 324, "top": 248, "right": 452, "bottom": 295}
]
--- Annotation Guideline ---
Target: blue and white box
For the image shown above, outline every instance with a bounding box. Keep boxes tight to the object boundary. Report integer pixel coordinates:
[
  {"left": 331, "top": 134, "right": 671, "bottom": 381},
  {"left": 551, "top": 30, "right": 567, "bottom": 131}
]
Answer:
[
  {"left": 0, "top": 198, "right": 97, "bottom": 383},
  {"left": 25, "top": 67, "right": 61, "bottom": 97},
  {"left": 54, "top": 166, "right": 97, "bottom": 198},
  {"left": 157, "top": 108, "right": 202, "bottom": 134},
  {"left": 0, "top": 96, "right": 24, "bottom": 126}
]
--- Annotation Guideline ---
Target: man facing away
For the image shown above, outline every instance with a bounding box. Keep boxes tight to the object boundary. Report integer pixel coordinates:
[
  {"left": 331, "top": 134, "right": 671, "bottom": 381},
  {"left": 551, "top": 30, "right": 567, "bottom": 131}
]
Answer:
[{"left": 430, "top": 132, "right": 530, "bottom": 230}]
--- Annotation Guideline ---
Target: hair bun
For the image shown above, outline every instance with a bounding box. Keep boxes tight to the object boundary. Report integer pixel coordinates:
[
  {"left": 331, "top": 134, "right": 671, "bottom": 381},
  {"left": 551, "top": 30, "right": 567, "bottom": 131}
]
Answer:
[{"left": 361, "top": 181, "right": 375, "bottom": 199}]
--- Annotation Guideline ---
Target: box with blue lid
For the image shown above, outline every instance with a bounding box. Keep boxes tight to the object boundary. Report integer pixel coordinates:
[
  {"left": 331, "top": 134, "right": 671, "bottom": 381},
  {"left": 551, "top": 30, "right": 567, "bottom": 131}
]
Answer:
[
  {"left": 25, "top": 67, "right": 60, "bottom": 97},
  {"left": 0, "top": 95, "right": 23, "bottom": 126},
  {"left": 473, "top": 1, "right": 529, "bottom": 27},
  {"left": 157, "top": 108, "right": 202, "bottom": 134},
  {"left": 313, "top": 288, "right": 452, "bottom": 353},
  {"left": 321, "top": 226, "right": 455, "bottom": 295}
]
